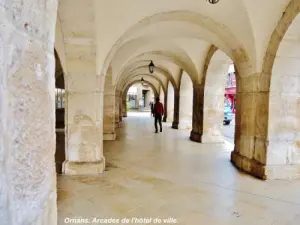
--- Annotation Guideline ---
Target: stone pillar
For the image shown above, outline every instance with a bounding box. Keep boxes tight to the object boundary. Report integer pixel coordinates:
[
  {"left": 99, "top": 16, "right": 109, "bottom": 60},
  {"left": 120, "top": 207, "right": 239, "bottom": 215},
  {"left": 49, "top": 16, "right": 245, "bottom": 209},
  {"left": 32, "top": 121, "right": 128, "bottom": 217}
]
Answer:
[
  {"left": 231, "top": 75, "right": 268, "bottom": 179},
  {"left": 119, "top": 94, "right": 122, "bottom": 122},
  {"left": 178, "top": 72, "right": 193, "bottom": 129},
  {"left": 190, "top": 84, "right": 204, "bottom": 142},
  {"left": 115, "top": 90, "right": 120, "bottom": 128},
  {"left": 122, "top": 95, "right": 127, "bottom": 117},
  {"left": 163, "top": 91, "right": 168, "bottom": 122},
  {"left": 172, "top": 91, "right": 180, "bottom": 129},
  {"left": 167, "top": 84, "right": 175, "bottom": 123},
  {"left": 63, "top": 73, "right": 105, "bottom": 175},
  {"left": 202, "top": 74, "right": 226, "bottom": 143},
  {"left": 0, "top": 0, "right": 58, "bottom": 224},
  {"left": 103, "top": 73, "right": 116, "bottom": 141}
]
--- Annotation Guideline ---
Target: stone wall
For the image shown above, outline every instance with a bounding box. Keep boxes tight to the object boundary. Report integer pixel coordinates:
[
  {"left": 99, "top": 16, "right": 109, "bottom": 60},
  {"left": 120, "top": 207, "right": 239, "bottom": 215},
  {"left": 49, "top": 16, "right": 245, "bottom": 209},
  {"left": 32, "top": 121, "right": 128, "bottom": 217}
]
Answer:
[{"left": 167, "top": 83, "right": 175, "bottom": 123}]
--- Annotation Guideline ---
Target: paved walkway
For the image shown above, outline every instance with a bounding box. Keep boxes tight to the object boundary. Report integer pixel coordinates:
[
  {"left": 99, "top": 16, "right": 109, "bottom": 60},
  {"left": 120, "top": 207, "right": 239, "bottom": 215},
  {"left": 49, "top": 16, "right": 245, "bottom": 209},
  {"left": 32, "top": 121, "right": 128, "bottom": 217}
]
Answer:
[
  {"left": 57, "top": 112, "right": 300, "bottom": 225},
  {"left": 223, "top": 114, "right": 235, "bottom": 143}
]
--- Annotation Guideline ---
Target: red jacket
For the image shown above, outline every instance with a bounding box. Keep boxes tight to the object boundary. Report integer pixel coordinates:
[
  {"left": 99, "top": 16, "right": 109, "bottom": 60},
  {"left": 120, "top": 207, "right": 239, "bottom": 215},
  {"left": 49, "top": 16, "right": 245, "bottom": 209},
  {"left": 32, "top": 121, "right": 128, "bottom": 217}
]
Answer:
[{"left": 154, "top": 102, "right": 164, "bottom": 116}]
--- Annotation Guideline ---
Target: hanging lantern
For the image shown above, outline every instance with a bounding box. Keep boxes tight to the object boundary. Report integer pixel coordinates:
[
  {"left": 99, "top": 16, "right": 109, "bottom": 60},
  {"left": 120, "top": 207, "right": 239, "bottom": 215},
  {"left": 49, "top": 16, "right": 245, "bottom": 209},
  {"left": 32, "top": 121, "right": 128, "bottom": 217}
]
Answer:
[
  {"left": 149, "top": 60, "right": 155, "bottom": 74},
  {"left": 207, "top": 0, "right": 219, "bottom": 4},
  {"left": 141, "top": 77, "right": 144, "bottom": 85}
]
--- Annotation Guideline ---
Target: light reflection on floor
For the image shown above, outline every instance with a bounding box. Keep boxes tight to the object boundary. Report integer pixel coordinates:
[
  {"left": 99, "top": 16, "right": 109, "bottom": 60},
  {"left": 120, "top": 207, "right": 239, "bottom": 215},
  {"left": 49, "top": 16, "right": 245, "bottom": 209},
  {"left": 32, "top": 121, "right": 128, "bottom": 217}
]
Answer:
[{"left": 57, "top": 112, "right": 300, "bottom": 225}]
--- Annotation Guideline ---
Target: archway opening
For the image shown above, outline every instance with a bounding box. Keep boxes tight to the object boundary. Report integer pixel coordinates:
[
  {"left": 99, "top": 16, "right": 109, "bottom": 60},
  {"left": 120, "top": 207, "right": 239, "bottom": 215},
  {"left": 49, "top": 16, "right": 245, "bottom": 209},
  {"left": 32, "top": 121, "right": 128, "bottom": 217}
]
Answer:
[
  {"left": 223, "top": 63, "right": 236, "bottom": 143},
  {"left": 54, "top": 49, "right": 65, "bottom": 174},
  {"left": 126, "top": 83, "right": 155, "bottom": 115},
  {"left": 201, "top": 49, "right": 233, "bottom": 144}
]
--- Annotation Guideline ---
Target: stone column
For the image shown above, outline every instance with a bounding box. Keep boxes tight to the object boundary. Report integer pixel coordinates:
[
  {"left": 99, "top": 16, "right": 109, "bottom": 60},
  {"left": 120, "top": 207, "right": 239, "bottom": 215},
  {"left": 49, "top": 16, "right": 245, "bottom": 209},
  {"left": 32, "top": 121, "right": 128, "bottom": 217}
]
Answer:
[
  {"left": 122, "top": 95, "right": 127, "bottom": 117},
  {"left": 0, "top": 0, "right": 58, "bottom": 224},
  {"left": 231, "top": 75, "right": 268, "bottom": 179},
  {"left": 178, "top": 72, "right": 193, "bottom": 129},
  {"left": 115, "top": 90, "right": 120, "bottom": 128},
  {"left": 172, "top": 91, "right": 180, "bottom": 129},
  {"left": 201, "top": 74, "right": 226, "bottom": 143},
  {"left": 190, "top": 84, "right": 204, "bottom": 142},
  {"left": 103, "top": 73, "right": 116, "bottom": 141},
  {"left": 167, "top": 84, "right": 175, "bottom": 123},
  {"left": 163, "top": 91, "right": 168, "bottom": 122},
  {"left": 63, "top": 73, "right": 105, "bottom": 175},
  {"left": 119, "top": 94, "right": 122, "bottom": 122}
]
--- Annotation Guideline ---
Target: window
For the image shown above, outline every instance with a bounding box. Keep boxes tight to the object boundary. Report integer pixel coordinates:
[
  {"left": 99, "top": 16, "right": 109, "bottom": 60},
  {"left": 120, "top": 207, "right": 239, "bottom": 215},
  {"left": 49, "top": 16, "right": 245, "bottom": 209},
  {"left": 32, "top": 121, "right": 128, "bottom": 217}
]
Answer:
[{"left": 55, "top": 88, "right": 65, "bottom": 109}]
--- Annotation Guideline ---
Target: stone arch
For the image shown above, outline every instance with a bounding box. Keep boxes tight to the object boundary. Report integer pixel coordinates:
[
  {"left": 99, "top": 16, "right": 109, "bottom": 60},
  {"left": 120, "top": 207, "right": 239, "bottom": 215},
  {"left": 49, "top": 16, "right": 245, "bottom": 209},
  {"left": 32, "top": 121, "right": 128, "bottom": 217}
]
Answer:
[
  {"left": 113, "top": 39, "right": 199, "bottom": 83},
  {"left": 122, "top": 80, "right": 159, "bottom": 105},
  {"left": 122, "top": 74, "right": 166, "bottom": 96},
  {"left": 262, "top": 0, "right": 300, "bottom": 76},
  {"left": 121, "top": 80, "right": 158, "bottom": 118},
  {"left": 262, "top": 0, "right": 300, "bottom": 179},
  {"left": 118, "top": 62, "right": 178, "bottom": 91},
  {"left": 55, "top": 18, "right": 67, "bottom": 75},
  {"left": 101, "top": 10, "right": 254, "bottom": 79}
]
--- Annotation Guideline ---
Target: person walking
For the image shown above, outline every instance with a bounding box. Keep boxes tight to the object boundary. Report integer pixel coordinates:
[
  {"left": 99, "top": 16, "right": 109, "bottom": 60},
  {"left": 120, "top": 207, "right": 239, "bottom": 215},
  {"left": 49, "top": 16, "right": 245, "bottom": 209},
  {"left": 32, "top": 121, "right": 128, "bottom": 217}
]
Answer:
[{"left": 153, "top": 97, "right": 164, "bottom": 133}]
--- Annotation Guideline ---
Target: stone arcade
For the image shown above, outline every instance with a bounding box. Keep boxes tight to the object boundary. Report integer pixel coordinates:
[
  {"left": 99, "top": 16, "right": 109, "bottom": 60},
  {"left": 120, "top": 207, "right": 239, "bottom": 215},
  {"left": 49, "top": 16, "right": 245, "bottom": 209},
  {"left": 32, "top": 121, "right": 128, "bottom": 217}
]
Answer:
[{"left": 1, "top": 0, "right": 300, "bottom": 224}]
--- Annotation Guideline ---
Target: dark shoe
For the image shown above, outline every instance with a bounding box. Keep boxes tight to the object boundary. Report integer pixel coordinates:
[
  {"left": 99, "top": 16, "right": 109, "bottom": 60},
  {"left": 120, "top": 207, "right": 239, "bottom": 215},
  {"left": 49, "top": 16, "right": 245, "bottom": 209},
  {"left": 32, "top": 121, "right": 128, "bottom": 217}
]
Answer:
[
  {"left": 155, "top": 130, "right": 158, "bottom": 133},
  {"left": 160, "top": 129, "right": 162, "bottom": 132}
]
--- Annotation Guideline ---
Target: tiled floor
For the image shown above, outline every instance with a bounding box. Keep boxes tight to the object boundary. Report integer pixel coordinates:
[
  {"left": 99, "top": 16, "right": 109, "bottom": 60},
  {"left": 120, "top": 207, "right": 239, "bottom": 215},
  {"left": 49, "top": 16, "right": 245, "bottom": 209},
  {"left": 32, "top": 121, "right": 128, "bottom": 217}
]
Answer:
[{"left": 57, "top": 112, "right": 300, "bottom": 225}]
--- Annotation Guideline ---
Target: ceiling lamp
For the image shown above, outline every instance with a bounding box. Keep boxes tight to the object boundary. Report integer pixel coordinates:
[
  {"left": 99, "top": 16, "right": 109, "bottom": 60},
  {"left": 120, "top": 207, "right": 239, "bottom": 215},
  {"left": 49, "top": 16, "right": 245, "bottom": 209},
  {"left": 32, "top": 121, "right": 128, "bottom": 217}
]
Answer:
[
  {"left": 207, "top": 0, "right": 219, "bottom": 4},
  {"left": 149, "top": 60, "right": 155, "bottom": 74},
  {"left": 141, "top": 77, "right": 144, "bottom": 85}
]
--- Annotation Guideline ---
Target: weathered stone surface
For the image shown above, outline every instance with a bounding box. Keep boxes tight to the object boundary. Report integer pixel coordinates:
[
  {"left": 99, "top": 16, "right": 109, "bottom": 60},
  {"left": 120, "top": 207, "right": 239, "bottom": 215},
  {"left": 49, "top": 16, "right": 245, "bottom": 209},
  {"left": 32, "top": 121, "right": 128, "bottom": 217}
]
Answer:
[
  {"left": 167, "top": 83, "right": 175, "bottom": 123},
  {"left": 122, "top": 95, "right": 127, "bottom": 117},
  {"left": 115, "top": 90, "right": 121, "bottom": 128},
  {"left": 179, "top": 72, "right": 193, "bottom": 130},
  {"left": 0, "top": 0, "right": 58, "bottom": 224},
  {"left": 191, "top": 50, "right": 230, "bottom": 144},
  {"left": 63, "top": 160, "right": 105, "bottom": 176},
  {"left": 103, "top": 73, "right": 116, "bottom": 140},
  {"left": 64, "top": 73, "right": 105, "bottom": 175},
  {"left": 190, "top": 84, "right": 204, "bottom": 142},
  {"left": 231, "top": 151, "right": 266, "bottom": 180}
]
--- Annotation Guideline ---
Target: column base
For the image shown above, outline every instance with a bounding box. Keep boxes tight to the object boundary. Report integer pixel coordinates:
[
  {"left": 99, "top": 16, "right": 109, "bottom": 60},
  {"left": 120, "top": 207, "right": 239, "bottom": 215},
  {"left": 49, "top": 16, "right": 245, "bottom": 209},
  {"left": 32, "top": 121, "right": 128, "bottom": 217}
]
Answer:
[
  {"left": 63, "top": 158, "right": 105, "bottom": 175},
  {"left": 231, "top": 151, "right": 266, "bottom": 180},
  {"left": 172, "top": 121, "right": 178, "bottom": 129},
  {"left": 190, "top": 130, "right": 202, "bottom": 142},
  {"left": 231, "top": 151, "right": 300, "bottom": 180},
  {"left": 103, "top": 133, "right": 116, "bottom": 141},
  {"left": 115, "top": 122, "right": 120, "bottom": 128}
]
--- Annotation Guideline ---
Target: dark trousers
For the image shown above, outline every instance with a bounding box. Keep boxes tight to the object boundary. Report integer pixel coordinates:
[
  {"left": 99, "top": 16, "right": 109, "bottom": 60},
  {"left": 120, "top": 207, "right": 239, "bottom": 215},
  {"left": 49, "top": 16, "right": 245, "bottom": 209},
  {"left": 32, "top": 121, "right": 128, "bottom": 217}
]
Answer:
[{"left": 155, "top": 115, "right": 162, "bottom": 132}]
